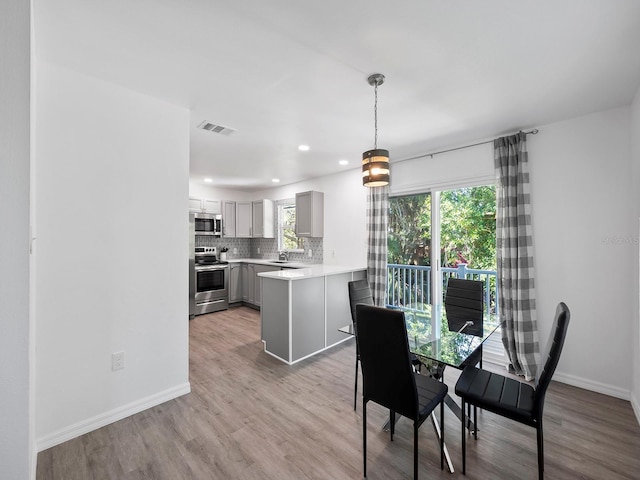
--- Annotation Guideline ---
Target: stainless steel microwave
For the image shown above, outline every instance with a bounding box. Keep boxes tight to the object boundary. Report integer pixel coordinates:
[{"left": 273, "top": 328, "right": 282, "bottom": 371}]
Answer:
[{"left": 193, "top": 213, "right": 222, "bottom": 236}]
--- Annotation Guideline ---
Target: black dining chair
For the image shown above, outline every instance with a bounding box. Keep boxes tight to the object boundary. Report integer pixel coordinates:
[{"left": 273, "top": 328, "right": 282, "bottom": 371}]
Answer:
[
  {"left": 441, "top": 278, "right": 485, "bottom": 427},
  {"left": 347, "top": 279, "right": 372, "bottom": 411},
  {"left": 454, "top": 302, "right": 571, "bottom": 480},
  {"left": 356, "top": 304, "right": 448, "bottom": 480},
  {"left": 444, "top": 277, "right": 484, "bottom": 368},
  {"left": 348, "top": 279, "right": 422, "bottom": 411}
]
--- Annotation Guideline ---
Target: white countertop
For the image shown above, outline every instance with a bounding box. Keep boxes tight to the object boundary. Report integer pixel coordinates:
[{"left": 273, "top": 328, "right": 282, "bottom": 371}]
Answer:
[
  {"left": 227, "top": 258, "right": 320, "bottom": 269},
  {"left": 257, "top": 265, "right": 367, "bottom": 280}
]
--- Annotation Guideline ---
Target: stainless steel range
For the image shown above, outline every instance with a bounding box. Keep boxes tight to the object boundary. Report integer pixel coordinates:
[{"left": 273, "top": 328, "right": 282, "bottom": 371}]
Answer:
[{"left": 194, "top": 246, "right": 229, "bottom": 315}]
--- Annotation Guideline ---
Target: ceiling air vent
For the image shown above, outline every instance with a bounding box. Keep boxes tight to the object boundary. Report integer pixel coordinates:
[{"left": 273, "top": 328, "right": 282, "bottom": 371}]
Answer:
[{"left": 197, "top": 120, "right": 236, "bottom": 136}]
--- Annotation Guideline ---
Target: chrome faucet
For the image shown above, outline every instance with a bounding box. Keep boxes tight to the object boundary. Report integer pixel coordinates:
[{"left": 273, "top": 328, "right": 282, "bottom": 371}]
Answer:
[{"left": 278, "top": 251, "right": 289, "bottom": 262}]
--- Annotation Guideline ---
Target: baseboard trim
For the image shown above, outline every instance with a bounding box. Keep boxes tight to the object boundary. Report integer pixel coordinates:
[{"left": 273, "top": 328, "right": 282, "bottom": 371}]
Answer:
[
  {"left": 36, "top": 382, "right": 191, "bottom": 452},
  {"left": 631, "top": 391, "right": 640, "bottom": 426},
  {"left": 483, "top": 357, "right": 633, "bottom": 403},
  {"left": 552, "top": 371, "right": 630, "bottom": 400}
]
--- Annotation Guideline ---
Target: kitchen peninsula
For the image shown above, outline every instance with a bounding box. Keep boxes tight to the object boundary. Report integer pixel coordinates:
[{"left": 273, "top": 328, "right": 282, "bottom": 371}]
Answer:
[{"left": 259, "top": 265, "right": 366, "bottom": 364}]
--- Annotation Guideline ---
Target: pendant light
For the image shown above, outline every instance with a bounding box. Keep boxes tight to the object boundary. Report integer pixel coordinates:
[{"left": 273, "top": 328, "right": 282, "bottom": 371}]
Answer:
[{"left": 362, "top": 73, "right": 390, "bottom": 187}]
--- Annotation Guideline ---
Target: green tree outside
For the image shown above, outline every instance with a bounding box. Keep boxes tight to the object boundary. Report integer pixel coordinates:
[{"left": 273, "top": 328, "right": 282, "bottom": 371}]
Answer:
[{"left": 388, "top": 185, "right": 496, "bottom": 271}]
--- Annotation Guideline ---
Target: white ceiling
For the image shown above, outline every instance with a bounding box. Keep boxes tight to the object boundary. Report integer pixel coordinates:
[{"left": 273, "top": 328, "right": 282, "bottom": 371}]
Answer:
[{"left": 35, "top": 0, "right": 640, "bottom": 192}]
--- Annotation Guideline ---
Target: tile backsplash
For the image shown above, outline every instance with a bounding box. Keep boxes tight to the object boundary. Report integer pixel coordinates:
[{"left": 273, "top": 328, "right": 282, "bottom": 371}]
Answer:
[
  {"left": 195, "top": 236, "right": 251, "bottom": 258},
  {"left": 251, "top": 237, "right": 323, "bottom": 264},
  {"left": 195, "top": 236, "right": 323, "bottom": 264}
]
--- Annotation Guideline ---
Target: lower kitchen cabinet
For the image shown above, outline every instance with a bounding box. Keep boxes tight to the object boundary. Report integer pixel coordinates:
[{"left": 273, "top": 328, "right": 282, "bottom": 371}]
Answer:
[
  {"left": 253, "top": 264, "right": 280, "bottom": 307},
  {"left": 260, "top": 267, "right": 367, "bottom": 364},
  {"left": 229, "top": 263, "right": 242, "bottom": 303},
  {"left": 241, "top": 263, "right": 254, "bottom": 304},
  {"left": 237, "top": 262, "right": 291, "bottom": 308}
]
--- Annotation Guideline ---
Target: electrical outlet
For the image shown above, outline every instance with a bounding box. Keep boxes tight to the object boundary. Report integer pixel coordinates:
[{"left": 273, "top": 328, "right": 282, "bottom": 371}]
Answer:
[
  {"left": 257, "top": 247, "right": 260, "bottom": 254},
  {"left": 112, "top": 351, "right": 125, "bottom": 371},
  {"left": 308, "top": 249, "right": 313, "bottom": 258},
  {"left": 233, "top": 247, "right": 238, "bottom": 254}
]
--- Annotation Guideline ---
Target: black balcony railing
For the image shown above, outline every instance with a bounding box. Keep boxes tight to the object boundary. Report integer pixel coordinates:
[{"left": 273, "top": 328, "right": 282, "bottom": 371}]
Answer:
[{"left": 387, "top": 263, "right": 498, "bottom": 317}]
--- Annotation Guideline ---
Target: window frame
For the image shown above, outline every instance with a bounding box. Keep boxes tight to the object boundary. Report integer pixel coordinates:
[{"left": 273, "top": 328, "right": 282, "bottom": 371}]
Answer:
[{"left": 277, "top": 201, "right": 304, "bottom": 253}]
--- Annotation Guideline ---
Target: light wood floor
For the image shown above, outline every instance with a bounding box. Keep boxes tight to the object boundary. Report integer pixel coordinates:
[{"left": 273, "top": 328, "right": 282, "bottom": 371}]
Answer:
[{"left": 37, "top": 306, "right": 640, "bottom": 479}]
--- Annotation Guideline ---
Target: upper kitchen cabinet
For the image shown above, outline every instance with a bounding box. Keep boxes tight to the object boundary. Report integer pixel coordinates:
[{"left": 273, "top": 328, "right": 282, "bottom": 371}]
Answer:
[
  {"left": 222, "top": 201, "right": 236, "bottom": 237},
  {"left": 189, "top": 197, "right": 221, "bottom": 214},
  {"left": 295, "top": 191, "right": 324, "bottom": 237},
  {"left": 236, "top": 201, "right": 253, "bottom": 238},
  {"left": 252, "top": 199, "right": 274, "bottom": 238}
]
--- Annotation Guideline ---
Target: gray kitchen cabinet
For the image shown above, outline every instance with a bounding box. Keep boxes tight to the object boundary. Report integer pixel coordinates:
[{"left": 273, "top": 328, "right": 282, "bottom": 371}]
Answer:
[
  {"left": 252, "top": 199, "right": 274, "bottom": 238},
  {"left": 241, "top": 263, "right": 254, "bottom": 304},
  {"left": 295, "top": 191, "right": 324, "bottom": 237},
  {"left": 236, "top": 201, "right": 252, "bottom": 238},
  {"left": 188, "top": 197, "right": 203, "bottom": 213},
  {"left": 260, "top": 267, "right": 367, "bottom": 364},
  {"left": 229, "top": 263, "right": 242, "bottom": 303},
  {"left": 253, "top": 264, "right": 280, "bottom": 307},
  {"left": 222, "top": 201, "right": 236, "bottom": 237},
  {"left": 189, "top": 197, "right": 221, "bottom": 214}
]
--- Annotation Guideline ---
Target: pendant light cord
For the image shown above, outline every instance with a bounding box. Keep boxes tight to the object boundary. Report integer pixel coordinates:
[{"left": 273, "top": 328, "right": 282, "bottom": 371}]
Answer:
[{"left": 373, "top": 82, "right": 378, "bottom": 149}]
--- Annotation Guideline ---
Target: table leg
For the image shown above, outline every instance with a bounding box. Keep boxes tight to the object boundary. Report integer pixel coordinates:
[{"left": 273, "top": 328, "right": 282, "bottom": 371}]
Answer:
[
  {"left": 431, "top": 411, "right": 454, "bottom": 473},
  {"left": 444, "top": 394, "right": 477, "bottom": 434}
]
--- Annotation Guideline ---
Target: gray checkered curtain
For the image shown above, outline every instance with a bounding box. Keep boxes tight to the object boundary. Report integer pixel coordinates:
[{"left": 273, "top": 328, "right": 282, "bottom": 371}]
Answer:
[
  {"left": 366, "top": 186, "right": 389, "bottom": 306},
  {"left": 494, "top": 132, "right": 539, "bottom": 381}
]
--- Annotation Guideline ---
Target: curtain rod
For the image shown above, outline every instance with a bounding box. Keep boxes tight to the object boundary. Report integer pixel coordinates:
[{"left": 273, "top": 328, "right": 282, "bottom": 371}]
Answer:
[{"left": 393, "top": 129, "right": 539, "bottom": 164}]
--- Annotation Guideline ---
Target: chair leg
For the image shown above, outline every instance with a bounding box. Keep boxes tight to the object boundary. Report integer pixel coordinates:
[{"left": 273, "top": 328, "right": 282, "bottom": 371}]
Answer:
[
  {"left": 390, "top": 410, "right": 395, "bottom": 441},
  {"left": 537, "top": 422, "right": 544, "bottom": 480},
  {"left": 473, "top": 405, "right": 478, "bottom": 440},
  {"left": 440, "top": 400, "right": 445, "bottom": 471},
  {"left": 414, "top": 421, "right": 419, "bottom": 480},
  {"left": 461, "top": 398, "right": 466, "bottom": 475},
  {"left": 363, "top": 400, "right": 367, "bottom": 478},
  {"left": 354, "top": 354, "right": 359, "bottom": 411}
]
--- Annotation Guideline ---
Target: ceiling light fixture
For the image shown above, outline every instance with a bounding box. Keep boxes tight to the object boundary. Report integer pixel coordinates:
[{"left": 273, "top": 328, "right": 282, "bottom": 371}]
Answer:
[
  {"left": 298, "top": 145, "right": 310, "bottom": 151},
  {"left": 362, "top": 73, "right": 389, "bottom": 187},
  {"left": 339, "top": 159, "right": 349, "bottom": 166},
  {"left": 204, "top": 178, "right": 213, "bottom": 183},
  {"left": 272, "top": 178, "right": 280, "bottom": 183}
]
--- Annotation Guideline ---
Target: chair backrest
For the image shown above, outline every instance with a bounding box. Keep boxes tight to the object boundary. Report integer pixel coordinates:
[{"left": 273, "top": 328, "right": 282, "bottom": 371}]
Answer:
[
  {"left": 444, "top": 278, "right": 484, "bottom": 336},
  {"left": 348, "top": 279, "right": 374, "bottom": 325},
  {"left": 355, "top": 304, "right": 418, "bottom": 419},
  {"left": 533, "top": 302, "right": 570, "bottom": 415}
]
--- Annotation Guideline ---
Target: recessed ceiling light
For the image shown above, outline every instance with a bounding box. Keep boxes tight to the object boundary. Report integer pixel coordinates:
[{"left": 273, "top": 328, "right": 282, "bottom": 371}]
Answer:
[
  {"left": 204, "top": 178, "right": 213, "bottom": 183},
  {"left": 272, "top": 178, "right": 280, "bottom": 183},
  {"left": 298, "top": 145, "right": 310, "bottom": 151},
  {"left": 339, "top": 159, "right": 349, "bottom": 166}
]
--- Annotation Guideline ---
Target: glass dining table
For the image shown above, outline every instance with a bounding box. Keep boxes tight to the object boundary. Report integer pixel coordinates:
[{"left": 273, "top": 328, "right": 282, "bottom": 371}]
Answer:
[{"left": 339, "top": 305, "right": 500, "bottom": 473}]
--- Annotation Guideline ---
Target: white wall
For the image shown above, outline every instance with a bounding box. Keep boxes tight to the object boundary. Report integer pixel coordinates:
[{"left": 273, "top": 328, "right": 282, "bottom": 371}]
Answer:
[
  {"left": 0, "top": 0, "right": 32, "bottom": 477},
  {"left": 35, "top": 61, "right": 191, "bottom": 449},
  {"left": 529, "top": 107, "right": 633, "bottom": 399},
  {"left": 631, "top": 86, "right": 640, "bottom": 420},
  {"left": 253, "top": 168, "right": 368, "bottom": 267}
]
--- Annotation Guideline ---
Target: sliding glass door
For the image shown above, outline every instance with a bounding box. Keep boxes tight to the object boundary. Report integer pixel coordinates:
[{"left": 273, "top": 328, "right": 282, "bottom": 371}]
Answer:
[{"left": 388, "top": 184, "right": 501, "bottom": 353}]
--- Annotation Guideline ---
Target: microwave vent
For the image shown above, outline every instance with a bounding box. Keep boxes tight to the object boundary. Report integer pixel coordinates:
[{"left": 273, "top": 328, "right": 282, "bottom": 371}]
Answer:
[{"left": 197, "top": 121, "right": 236, "bottom": 136}]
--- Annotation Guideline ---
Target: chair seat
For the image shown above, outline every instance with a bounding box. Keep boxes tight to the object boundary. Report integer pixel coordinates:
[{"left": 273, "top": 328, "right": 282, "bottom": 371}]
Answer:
[
  {"left": 415, "top": 374, "right": 448, "bottom": 422},
  {"left": 455, "top": 366, "right": 536, "bottom": 425}
]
